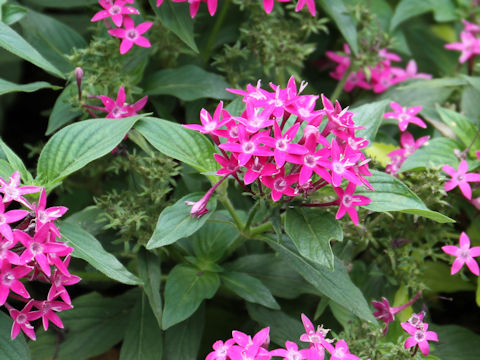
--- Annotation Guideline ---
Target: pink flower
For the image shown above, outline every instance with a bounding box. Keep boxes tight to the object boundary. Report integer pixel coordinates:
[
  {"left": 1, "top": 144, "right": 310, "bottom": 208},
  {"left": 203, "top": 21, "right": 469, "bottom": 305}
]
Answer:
[
  {"left": 260, "top": 167, "right": 298, "bottom": 202},
  {"left": 108, "top": 16, "right": 152, "bottom": 54},
  {"left": 372, "top": 292, "right": 421, "bottom": 334},
  {"left": 9, "top": 300, "right": 41, "bottom": 340},
  {"left": 171, "top": 0, "right": 217, "bottom": 18},
  {"left": 445, "top": 31, "right": 480, "bottom": 63},
  {"left": 0, "top": 197, "right": 29, "bottom": 242},
  {"left": 325, "top": 339, "right": 360, "bottom": 360},
  {"left": 206, "top": 339, "right": 235, "bottom": 360},
  {"left": 442, "top": 160, "right": 480, "bottom": 199},
  {"left": 295, "top": 0, "right": 316, "bottom": 16},
  {"left": 383, "top": 102, "right": 426, "bottom": 132},
  {"left": 0, "top": 262, "right": 32, "bottom": 305},
  {"left": 0, "top": 171, "right": 41, "bottom": 208},
  {"left": 262, "top": 0, "right": 291, "bottom": 14},
  {"left": 91, "top": 0, "right": 139, "bottom": 27},
  {"left": 243, "top": 157, "right": 278, "bottom": 185},
  {"left": 48, "top": 256, "right": 81, "bottom": 305},
  {"left": 31, "top": 299, "right": 72, "bottom": 331},
  {"left": 442, "top": 232, "right": 480, "bottom": 276},
  {"left": 390, "top": 60, "right": 432, "bottom": 82},
  {"left": 183, "top": 101, "right": 229, "bottom": 134},
  {"left": 33, "top": 189, "right": 68, "bottom": 236},
  {"left": 270, "top": 340, "right": 310, "bottom": 359},
  {"left": 334, "top": 183, "right": 371, "bottom": 226},
  {"left": 462, "top": 19, "right": 480, "bottom": 34},
  {"left": 260, "top": 122, "right": 307, "bottom": 167},
  {"left": 300, "top": 313, "right": 330, "bottom": 353},
  {"left": 401, "top": 318, "right": 438, "bottom": 356}
]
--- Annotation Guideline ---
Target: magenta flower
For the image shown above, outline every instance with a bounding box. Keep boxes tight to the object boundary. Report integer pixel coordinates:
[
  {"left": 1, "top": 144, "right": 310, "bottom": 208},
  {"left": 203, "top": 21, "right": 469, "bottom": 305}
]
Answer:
[
  {"left": 214, "top": 153, "right": 240, "bottom": 176},
  {"left": 9, "top": 300, "right": 41, "bottom": 340},
  {"left": 235, "top": 103, "right": 275, "bottom": 133},
  {"left": 206, "top": 339, "right": 235, "bottom": 360},
  {"left": 442, "top": 160, "right": 480, "bottom": 200},
  {"left": 295, "top": 0, "right": 316, "bottom": 16},
  {"left": 334, "top": 183, "right": 371, "bottom": 226},
  {"left": 442, "top": 232, "right": 480, "bottom": 276},
  {"left": 300, "top": 314, "right": 331, "bottom": 352},
  {"left": 260, "top": 122, "right": 307, "bottom": 167},
  {"left": 390, "top": 60, "right": 432, "bottom": 82},
  {"left": 372, "top": 292, "right": 421, "bottom": 334},
  {"left": 183, "top": 101, "right": 229, "bottom": 134},
  {"left": 328, "top": 139, "right": 362, "bottom": 187},
  {"left": 401, "top": 319, "right": 438, "bottom": 356},
  {"left": 0, "top": 197, "right": 29, "bottom": 242},
  {"left": 243, "top": 157, "right": 278, "bottom": 185},
  {"left": 262, "top": 0, "right": 291, "bottom": 14},
  {"left": 261, "top": 168, "right": 298, "bottom": 202},
  {"left": 171, "top": 0, "right": 217, "bottom": 18},
  {"left": 462, "top": 19, "right": 480, "bottom": 34},
  {"left": 31, "top": 299, "right": 72, "bottom": 331},
  {"left": 48, "top": 256, "right": 81, "bottom": 305},
  {"left": 91, "top": 0, "right": 139, "bottom": 27},
  {"left": 325, "top": 339, "right": 361, "bottom": 360},
  {"left": 0, "top": 171, "right": 40, "bottom": 208},
  {"left": 108, "top": 16, "right": 152, "bottom": 54},
  {"left": 0, "top": 262, "right": 32, "bottom": 305},
  {"left": 445, "top": 31, "right": 480, "bottom": 63},
  {"left": 33, "top": 189, "right": 68, "bottom": 236},
  {"left": 383, "top": 102, "right": 426, "bottom": 132},
  {"left": 270, "top": 340, "right": 310, "bottom": 359}
]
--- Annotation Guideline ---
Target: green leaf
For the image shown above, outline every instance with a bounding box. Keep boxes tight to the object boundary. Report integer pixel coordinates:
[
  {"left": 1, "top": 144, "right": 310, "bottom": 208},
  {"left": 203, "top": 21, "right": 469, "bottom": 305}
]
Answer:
[
  {"left": 0, "top": 138, "right": 33, "bottom": 183},
  {"left": 55, "top": 291, "right": 137, "bottom": 360},
  {"left": 137, "top": 249, "right": 163, "bottom": 329},
  {"left": 0, "top": 312, "right": 31, "bottom": 360},
  {"left": 225, "top": 254, "right": 316, "bottom": 299},
  {"left": 164, "top": 305, "right": 204, "bottom": 360},
  {"left": 0, "top": 160, "right": 14, "bottom": 181},
  {"left": 119, "top": 293, "right": 163, "bottom": 360},
  {"left": 149, "top": 0, "right": 198, "bottom": 53},
  {"left": 437, "top": 106, "right": 480, "bottom": 155},
  {"left": 221, "top": 271, "right": 280, "bottom": 310},
  {"left": 37, "top": 115, "right": 142, "bottom": 187},
  {"left": 147, "top": 193, "right": 217, "bottom": 249},
  {"left": 162, "top": 264, "right": 219, "bottom": 329},
  {"left": 351, "top": 100, "right": 389, "bottom": 142},
  {"left": 330, "top": 301, "right": 355, "bottom": 329},
  {"left": 135, "top": 117, "right": 218, "bottom": 176},
  {"left": 266, "top": 235, "right": 376, "bottom": 323},
  {"left": 60, "top": 221, "right": 142, "bottom": 285},
  {"left": 46, "top": 82, "right": 82, "bottom": 135},
  {"left": 2, "top": 4, "right": 27, "bottom": 26},
  {"left": 400, "top": 138, "right": 462, "bottom": 173},
  {"left": 318, "top": 0, "right": 358, "bottom": 54},
  {"left": 246, "top": 303, "right": 304, "bottom": 347},
  {"left": 285, "top": 209, "right": 343, "bottom": 270},
  {"left": 390, "top": 0, "right": 433, "bottom": 31},
  {"left": 0, "top": 78, "right": 60, "bottom": 96},
  {"left": 356, "top": 170, "right": 454, "bottom": 223},
  {"left": 191, "top": 220, "right": 238, "bottom": 262},
  {"left": 19, "top": 10, "right": 86, "bottom": 73},
  {"left": 143, "top": 65, "right": 234, "bottom": 101},
  {"left": 22, "top": 0, "right": 97, "bottom": 8},
  {"left": 423, "top": 261, "right": 475, "bottom": 293},
  {"left": 432, "top": 325, "right": 480, "bottom": 360},
  {"left": 0, "top": 22, "right": 64, "bottom": 78}
]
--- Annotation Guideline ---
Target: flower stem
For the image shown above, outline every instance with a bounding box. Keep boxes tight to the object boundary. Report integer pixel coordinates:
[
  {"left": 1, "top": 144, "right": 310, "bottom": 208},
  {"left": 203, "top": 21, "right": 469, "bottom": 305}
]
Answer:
[
  {"left": 249, "top": 221, "right": 273, "bottom": 236},
  {"left": 219, "top": 191, "right": 245, "bottom": 231},
  {"left": 203, "top": 0, "right": 230, "bottom": 65},
  {"left": 461, "top": 125, "right": 480, "bottom": 158},
  {"left": 330, "top": 66, "right": 352, "bottom": 103}
]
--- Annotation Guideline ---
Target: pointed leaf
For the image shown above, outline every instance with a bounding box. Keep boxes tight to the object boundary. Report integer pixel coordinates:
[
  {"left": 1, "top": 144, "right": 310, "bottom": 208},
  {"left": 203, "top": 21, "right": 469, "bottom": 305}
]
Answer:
[
  {"left": 0, "top": 312, "right": 31, "bottom": 360},
  {"left": 137, "top": 249, "right": 163, "bottom": 328},
  {"left": 356, "top": 170, "right": 454, "bottom": 223},
  {"left": 0, "top": 78, "right": 60, "bottom": 96},
  {"left": 37, "top": 115, "right": 143, "bottom": 187},
  {"left": 432, "top": 325, "right": 480, "bottom": 360},
  {"left": 162, "top": 264, "right": 219, "bottom": 329},
  {"left": 351, "top": 100, "right": 389, "bottom": 142},
  {"left": 147, "top": 193, "right": 217, "bottom": 249},
  {"left": 60, "top": 221, "right": 142, "bottom": 285},
  {"left": 22, "top": 0, "right": 97, "bottom": 7},
  {"left": 164, "top": 305, "right": 204, "bottom": 360},
  {"left": 390, "top": 0, "right": 432, "bottom": 31},
  {"left": 221, "top": 271, "right": 280, "bottom": 310},
  {"left": 149, "top": 0, "right": 198, "bottom": 53},
  {"left": 120, "top": 293, "right": 163, "bottom": 360},
  {"left": 266, "top": 235, "right": 376, "bottom": 323},
  {"left": 46, "top": 82, "right": 82, "bottom": 135},
  {"left": 0, "top": 22, "right": 64, "bottom": 78},
  {"left": 0, "top": 138, "right": 33, "bottom": 183},
  {"left": 191, "top": 221, "right": 238, "bottom": 262},
  {"left": 285, "top": 208, "right": 342, "bottom": 270},
  {"left": 135, "top": 117, "right": 218, "bottom": 176}
]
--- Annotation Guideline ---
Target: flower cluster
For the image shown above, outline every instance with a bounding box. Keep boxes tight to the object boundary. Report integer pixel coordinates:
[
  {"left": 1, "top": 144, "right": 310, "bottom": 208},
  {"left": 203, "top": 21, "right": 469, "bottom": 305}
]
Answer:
[
  {"left": 442, "top": 232, "right": 480, "bottom": 276},
  {"left": 0, "top": 172, "right": 78, "bottom": 340},
  {"left": 156, "top": 0, "right": 316, "bottom": 18},
  {"left": 326, "top": 45, "right": 431, "bottom": 93},
  {"left": 383, "top": 102, "right": 429, "bottom": 176},
  {"left": 445, "top": 20, "right": 480, "bottom": 63},
  {"left": 183, "top": 77, "right": 374, "bottom": 225},
  {"left": 206, "top": 313, "right": 362, "bottom": 360},
  {"left": 372, "top": 292, "right": 420, "bottom": 335},
  {"left": 91, "top": 0, "right": 152, "bottom": 54},
  {"left": 401, "top": 312, "right": 438, "bottom": 357}
]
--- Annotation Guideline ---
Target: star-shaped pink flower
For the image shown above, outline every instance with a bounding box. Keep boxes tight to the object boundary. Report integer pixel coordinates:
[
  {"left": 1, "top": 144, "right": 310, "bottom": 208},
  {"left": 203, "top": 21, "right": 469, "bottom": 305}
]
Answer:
[
  {"left": 383, "top": 102, "right": 426, "bottom": 132},
  {"left": 91, "top": 0, "right": 139, "bottom": 27},
  {"left": 442, "top": 160, "right": 480, "bottom": 200},
  {"left": 401, "top": 319, "right": 438, "bottom": 356},
  {"left": 445, "top": 31, "right": 480, "bottom": 63},
  {"left": 0, "top": 171, "right": 40, "bottom": 209},
  {"left": 108, "top": 16, "right": 152, "bottom": 54},
  {"left": 442, "top": 232, "right": 480, "bottom": 276}
]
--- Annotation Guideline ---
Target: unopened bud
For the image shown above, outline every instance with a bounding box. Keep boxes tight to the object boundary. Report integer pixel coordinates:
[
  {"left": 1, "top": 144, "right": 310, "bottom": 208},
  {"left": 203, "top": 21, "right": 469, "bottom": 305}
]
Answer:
[{"left": 75, "top": 67, "right": 84, "bottom": 101}]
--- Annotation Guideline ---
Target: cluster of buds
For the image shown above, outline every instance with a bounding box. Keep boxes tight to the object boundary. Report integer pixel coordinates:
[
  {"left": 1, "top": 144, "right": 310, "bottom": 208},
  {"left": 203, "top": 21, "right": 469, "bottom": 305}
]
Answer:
[
  {"left": 156, "top": 0, "right": 316, "bottom": 18},
  {"left": 0, "top": 172, "right": 79, "bottom": 340},
  {"left": 326, "top": 45, "right": 432, "bottom": 93},
  {"left": 445, "top": 19, "right": 480, "bottom": 64},
  {"left": 91, "top": 0, "right": 153, "bottom": 54},
  {"left": 383, "top": 102, "right": 429, "bottom": 176},
  {"left": 206, "top": 313, "right": 362, "bottom": 360},
  {"left": 372, "top": 293, "right": 438, "bottom": 357},
  {"left": 184, "top": 76, "right": 374, "bottom": 226}
]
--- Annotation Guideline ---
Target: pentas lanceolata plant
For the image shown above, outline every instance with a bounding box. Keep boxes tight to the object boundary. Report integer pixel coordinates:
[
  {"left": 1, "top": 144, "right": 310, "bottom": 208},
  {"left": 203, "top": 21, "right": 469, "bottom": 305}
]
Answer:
[
  {"left": 206, "top": 314, "right": 362, "bottom": 360},
  {"left": 445, "top": 19, "right": 480, "bottom": 65},
  {"left": 0, "top": 172, "right": 78, "bottom": 341},
  {"left": 183, "top": 77, "right": 373, "bottom": 225},
  {"left": 326, "top": 45, "right": 432, "bottom": 94}
]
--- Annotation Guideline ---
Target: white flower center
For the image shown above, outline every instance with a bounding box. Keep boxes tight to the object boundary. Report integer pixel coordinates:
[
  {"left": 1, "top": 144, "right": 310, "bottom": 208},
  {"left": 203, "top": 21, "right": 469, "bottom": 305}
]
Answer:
[
  {"left": 242, "top": 142, "right": 255, "bottom": 154},
  {"left": 414, "top": 330, "right": 426, "bottom": 342},
  {"left": 3, "top": 185, "right": 19, "bottom": 199},
  {"left": 30, "top": 242, "right": 43, "bottom": 255},
  {"left": 126, "top": 29, "right": 138, "bottom": 41},
  {"left": 2, "top": 272, "right": 14, "bottom": 285},
  {"left": 109, "top": 5, "right": 122, "bottom": 15},
  {"left": 333, "top": 162, "right": 345, "bottom": 174},
  {"left": 342, "top": 194, "right": 353, "bottom": 207},
  {"left": 204, "top": 122, "right": 216, "bottom": 132},
  {"left": 276, "top": 138, "right": 288, "bottom": 151},
  {"left": 274, "top": 178, "right": 287, "bottom": 192},
  {"left": 459, "top": 249, "right": 470, "bottom": 260},
  {"left": 304, "top": 154, "right": 317, "bottom": 168},
  {"left": 16, "top": 314, "right": 27, "bottom": 324}
]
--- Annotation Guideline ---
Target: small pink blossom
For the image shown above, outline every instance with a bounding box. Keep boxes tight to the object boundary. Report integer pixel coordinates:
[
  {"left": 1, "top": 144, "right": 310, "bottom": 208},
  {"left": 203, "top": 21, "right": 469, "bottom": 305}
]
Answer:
[
  {"left": 445, "top": 31, "right": 480, "bottom": 63},
  {"left": 442, "top": 160, "right": 480, "bottom": 200},
  {"left": 334, "top": 183, "right": 371, "bottom": 226},
  {"left": 401, "top": 317, "right": 438, "bottom": 356},
  {"left": 270, "top": 340, "right": 310, "bottom": 359},
  {"left": 383, "top": 102, "right": 426, "bottom": 132},
  {"left": 0, "top": 172, "right": 40, "bottom": 208},
  {"left": 372, "top": 292, "right": 421, "bottom": 334},
  {"left": 0, "top": 262, "right": 32, "bottom": 305},
  {"left": 108, "top": 16, "right": 152, "bottom": 54},
  {"left": 0, "top": 197, "right": 29, "bottom": 242},
  {"left": 31, "top": 299, "right": 72, "bottom": 331},
  {"left": 442, "top": 232, "right": 480, "bottom": 276},
  {"left": 171, "top": 0, "right": 217, "bottom": 18},
  {"left": 206, "top": 339, "right": 235, "bottom": 360},
  {"left": 9, "top": 300, "right": 41, "bottom": 340},
  {"left": 295, "top": 0, "right": 316, "bottom": 16},
  {"left": 183, "top": 101, "right": 229, "bottom": 134},
  {"left": 91, "top": 0, "right": 139, "bottom": 27}
]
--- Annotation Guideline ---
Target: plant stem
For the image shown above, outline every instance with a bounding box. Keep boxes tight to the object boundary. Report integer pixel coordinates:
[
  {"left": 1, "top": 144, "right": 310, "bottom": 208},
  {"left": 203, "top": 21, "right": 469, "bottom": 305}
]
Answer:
[
  {"left": 219, "top": 193, "right": 245, "bottom": 231},
  {"left": 249, "top": 221, "right": 273, "bottom": 236},
  {"left": 203, "top": 0, "right": 230, "bottom": 65},
  {"left": 330, "top": 66, "right": 352, "bottom": 103},
  {"left": 461, "top": 125, "right": 480, "bottom": 158},
  {"left": 244, "top": 201, "right": 260, "bottom": 232}
]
